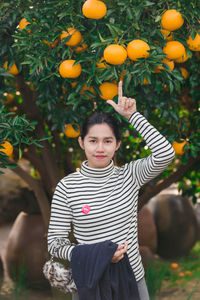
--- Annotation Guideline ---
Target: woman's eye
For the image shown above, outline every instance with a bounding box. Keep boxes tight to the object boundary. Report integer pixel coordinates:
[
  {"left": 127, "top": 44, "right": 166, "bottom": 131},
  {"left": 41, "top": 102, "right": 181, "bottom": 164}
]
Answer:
[
  {"left": 105, "top": 140, "right": 112, "bottom": 143},
  {"left": 90, "top": 140, "right": 96, "bottom": 143}
]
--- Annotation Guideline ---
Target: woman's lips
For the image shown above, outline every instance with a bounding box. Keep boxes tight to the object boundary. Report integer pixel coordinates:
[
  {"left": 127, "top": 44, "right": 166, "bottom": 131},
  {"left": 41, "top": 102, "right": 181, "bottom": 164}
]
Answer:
[{"left": 95, "top": 155, "right": 106, "bottom": 159}]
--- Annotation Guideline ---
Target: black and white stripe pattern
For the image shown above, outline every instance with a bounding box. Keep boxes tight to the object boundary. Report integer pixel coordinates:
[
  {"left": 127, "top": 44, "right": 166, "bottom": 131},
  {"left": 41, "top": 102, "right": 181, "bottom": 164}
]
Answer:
[{"left": 48, "top": 112, "right": 175, "bottom": 282}]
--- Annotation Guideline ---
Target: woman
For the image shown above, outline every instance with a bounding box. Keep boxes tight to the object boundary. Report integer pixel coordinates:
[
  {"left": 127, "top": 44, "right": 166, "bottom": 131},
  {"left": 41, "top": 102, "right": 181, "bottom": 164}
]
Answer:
[{"left": 47, "top": 81, "right": 175, "bottom": 299}]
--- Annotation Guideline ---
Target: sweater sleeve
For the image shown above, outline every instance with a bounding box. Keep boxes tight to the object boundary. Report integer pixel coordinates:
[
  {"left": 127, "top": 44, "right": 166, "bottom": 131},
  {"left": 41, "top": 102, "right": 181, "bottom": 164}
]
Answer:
[
  {"left": 128, "top": 112, "right": 175, "bottom": 187},
  {"left": 47, "top": 179, "right": 76, "bottom": 261}
]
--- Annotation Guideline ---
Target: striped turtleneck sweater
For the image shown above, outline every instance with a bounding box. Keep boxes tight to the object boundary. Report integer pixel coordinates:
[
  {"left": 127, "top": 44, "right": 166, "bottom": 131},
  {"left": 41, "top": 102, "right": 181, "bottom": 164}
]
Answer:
[{"left": 47, "top": 112, "right": 175, "bottom": 282}]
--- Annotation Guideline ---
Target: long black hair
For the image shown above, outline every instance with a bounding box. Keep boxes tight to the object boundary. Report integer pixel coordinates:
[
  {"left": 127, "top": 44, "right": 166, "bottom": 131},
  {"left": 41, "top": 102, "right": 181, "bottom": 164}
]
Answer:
[{"left": 80, "top": 112, "right": 121, "bottom": 142}]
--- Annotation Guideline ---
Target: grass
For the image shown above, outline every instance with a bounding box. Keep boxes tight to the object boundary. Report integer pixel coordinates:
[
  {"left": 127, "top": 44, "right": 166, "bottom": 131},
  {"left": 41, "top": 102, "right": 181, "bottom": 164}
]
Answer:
[
  {"left": 0, "top": 260, "right": 53, "bottom": 300},
  {"left": 145, "top": 241, "right": 200, "bottom": 299}
]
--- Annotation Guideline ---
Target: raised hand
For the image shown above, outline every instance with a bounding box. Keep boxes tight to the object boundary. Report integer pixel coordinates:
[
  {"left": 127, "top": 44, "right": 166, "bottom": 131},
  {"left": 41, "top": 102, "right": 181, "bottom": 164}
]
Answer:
[{"left": 107, "top": 81, "right": 136, "bottom": 120}]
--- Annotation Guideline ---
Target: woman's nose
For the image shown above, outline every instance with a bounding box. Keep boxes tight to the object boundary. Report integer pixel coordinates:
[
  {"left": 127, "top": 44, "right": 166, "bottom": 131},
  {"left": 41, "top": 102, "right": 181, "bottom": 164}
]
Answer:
[{"left": 96, "top": 142, "right": 104, "bottom": 151}]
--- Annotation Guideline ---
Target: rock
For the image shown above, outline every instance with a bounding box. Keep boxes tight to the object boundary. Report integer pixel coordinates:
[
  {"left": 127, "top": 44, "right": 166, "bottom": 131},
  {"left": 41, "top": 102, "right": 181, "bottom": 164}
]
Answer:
[
  {"left": 138, "top": 205, "right": 157, "bottom": 253},
  {"left": 0, "top": 256, "right": 3, "bottom": 285},
  {"left": 0, "top": 167, "right": 40, "bottom": 225},
  {"left": 4, "top": 212, "right": 50, "bottom": 289},
  {"left": 139, "top": 246, "right": 154, "bottom": 270},
  {"left": 194, "top": 203, "right": 200, "bottom": 240},
  {"left": 148, "top": 194, "right": 198, "bottom": 259}
]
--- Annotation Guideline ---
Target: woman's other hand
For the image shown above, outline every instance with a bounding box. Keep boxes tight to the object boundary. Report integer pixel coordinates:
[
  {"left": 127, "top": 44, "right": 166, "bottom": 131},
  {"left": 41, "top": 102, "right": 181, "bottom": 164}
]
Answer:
[
  {"left": 111, "top": 241, "right": 128, "bottom": 263},
  {"left": 107, "top": 81, "right": 136, "bottom": 120}
]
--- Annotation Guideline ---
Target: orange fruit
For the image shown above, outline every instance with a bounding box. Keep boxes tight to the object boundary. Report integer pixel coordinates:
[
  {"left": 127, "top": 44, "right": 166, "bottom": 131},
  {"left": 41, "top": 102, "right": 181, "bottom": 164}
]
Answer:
[
  {"left": 161, "top": 9, "right": 184, "bottom": 31},
  {"left": 160, "top": 29, "right": 173, "bottom": 41},
  {"left": 120, "top": 70, "right": 126, "bottom": 81},
  {"left": 178, "top": 272, "right": 185, "bottom": 278},
  {"left": 185, "top": 271, "right": 192, "bottom": 276},
  {"left": 171, "top": 263, "right": 179, "bottom": 269},
  {"left": 43, "top": 37, "right": 59, "bottom": 48},
  {"left": 64, "top": 124, "right": 80, "bottom": 138},
  {"left": 172, "top": 139, "right": 187, "bottom": 155},
  {"left": 19, "top": 18, "right": 31, "bottom": 30},
  {"left": 180, "top": 67, "right": 189, "bottom": 79},
  {"left": 0, "top": 141, "right": 13, "bottom": 157},
  {"left": 163, "top": 41, "right": 185, "bottom": 60},
  {"left": 127, "top": 39, "right": 150, "bottom": 61},
  {"left": 75, "top": 41, "right": 88, "bottom": 53},
  {"left": 61, "top": 86, "right": 66, "bottom": 94},
  {"left": 51, "top": 37, "right": 59, "bottom": 48},
  {"left": 81, "top": 84, "right": 96, "bottom": 99},
  {"left": 3, "top": 61, "right": 19, "bottom": 76},
  {"left": 1, "top": 93, "right": 14, "bottom": 104},
  {"left": 82, "top": 0, "right": 107, "bottom": 19},
  {"left": 103, "top": 44, "right": 127, "bottom": 65},
  {"left": 174, "top": 50, "right": 189, "bottom": 63},
  {"left": 154, "top": 58, "right": 174, "bottom": 73},
  {"left": 71, "top": 82, "right": 78, "bottom": 88},
  {"left": 59, "top": 60, "right": 82, "bottom": 78},
  {"left": 99, "top": 82, "right": 118, "bottom": 100},
  {"left": 186, "top": 33, "right": 200, "bottom": 51},
  {"left": 60, "top": 27, "right": 82, "bottom": 47},
  {"left": 142, "top": 78, "right": 150, "bottom": 85},
  {"left": 96, "top": 57, "right": 110, "bottom": 69},
  {"left": 9, "top": 106, "right": 18, "bottom": 113}
]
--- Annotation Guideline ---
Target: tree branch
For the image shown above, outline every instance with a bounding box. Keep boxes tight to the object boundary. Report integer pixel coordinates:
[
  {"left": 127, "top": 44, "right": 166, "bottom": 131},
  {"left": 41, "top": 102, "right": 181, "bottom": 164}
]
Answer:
[{"left": 138, "top": 152, "right": 200, "bottom": 211}]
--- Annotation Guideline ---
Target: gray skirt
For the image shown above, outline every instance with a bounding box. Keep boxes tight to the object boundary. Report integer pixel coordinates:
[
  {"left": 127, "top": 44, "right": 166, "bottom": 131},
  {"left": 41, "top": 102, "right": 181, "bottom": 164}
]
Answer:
[{"left": 72, "top": 276, "right": 150, "bottom": 300}]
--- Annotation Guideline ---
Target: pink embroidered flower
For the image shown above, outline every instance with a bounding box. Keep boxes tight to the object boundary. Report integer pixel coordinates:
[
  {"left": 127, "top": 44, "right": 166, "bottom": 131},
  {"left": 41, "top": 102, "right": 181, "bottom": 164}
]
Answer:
[{"left": 82, "top": 205, "right": 90, "bottom": 214}]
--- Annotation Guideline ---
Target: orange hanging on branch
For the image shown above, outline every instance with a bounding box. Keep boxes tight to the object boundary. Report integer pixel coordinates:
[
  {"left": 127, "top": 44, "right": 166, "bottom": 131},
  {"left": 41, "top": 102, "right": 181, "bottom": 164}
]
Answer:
[
  {"left": 82, "top": 0, "right": 107, "bottom": 19},
  {"left": 59, "top": 60, "right": 82, "bottom": 78},
  {"left": 127, "top": 40, "right": 150, "bottom": 61},
  {"left": 103, "top": 44, "right": 127, "bottom": 65},
  {"left": 161, "top": 9, "right": 184, "bottom": 31},
  {"left": 0, "top": 141, "right": 13, "bottom": 157}
]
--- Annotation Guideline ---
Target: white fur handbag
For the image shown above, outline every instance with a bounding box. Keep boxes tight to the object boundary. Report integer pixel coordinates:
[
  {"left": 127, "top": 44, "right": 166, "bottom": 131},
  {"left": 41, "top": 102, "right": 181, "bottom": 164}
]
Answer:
[{"left": 43, "top": 238, "right": 77, "bottom": 294}]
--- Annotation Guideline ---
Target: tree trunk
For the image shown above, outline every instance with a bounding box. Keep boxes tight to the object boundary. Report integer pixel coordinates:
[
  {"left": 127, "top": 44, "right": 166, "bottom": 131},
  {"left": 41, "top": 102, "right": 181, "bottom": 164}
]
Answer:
[{"left": 15, "top": 74, "right": 61, "bottom": 190}]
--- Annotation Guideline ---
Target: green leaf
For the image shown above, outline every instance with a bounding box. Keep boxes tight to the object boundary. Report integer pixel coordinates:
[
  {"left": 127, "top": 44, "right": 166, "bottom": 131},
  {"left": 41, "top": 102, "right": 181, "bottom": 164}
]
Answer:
[
  {"left": 19, "top": 148, "right": 22, "bottom": 159},
  {"left": 143, "top": 1, "right": 155, "bottom": 6},
  {"left": 8, "top": 163, "right": 17, "bottom": 169},
  {"left": 58, "top": 10, "right": 70, "bottom": 20},
  {"left": 169, "top": 81, "right": 174, "bottom": 93},
  {"left": 91, "top": 42, "right": 106, "bottom": 48},
  {"left": 72, "top": 101, "right": 79, "bottom": 111},
  {"left": 155, "top": 15, "right": 161, "bottom": 23},
  {"left": 190, "top": 29, "right": 197, "bottom": 40},
  {"left": 106, "top": 24, "right": 124, "bottom": 37},
  {"left": 126, "top": 8, "right": 133, "bottom": 19},
  {"left": 33, "top": 141, "right": 43, "bottom": 148},
  {"left": 98, "top": 31, "right": 107, "bottom": 43},
  {"left": 39, "top": 135, "right": 52, "bottom": 141}
]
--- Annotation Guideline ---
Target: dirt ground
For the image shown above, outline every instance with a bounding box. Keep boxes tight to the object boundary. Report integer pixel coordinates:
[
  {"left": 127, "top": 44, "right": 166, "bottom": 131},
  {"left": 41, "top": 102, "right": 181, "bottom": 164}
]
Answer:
[{"left": 0, "top": 223, "right": 200, "bottom": 300}]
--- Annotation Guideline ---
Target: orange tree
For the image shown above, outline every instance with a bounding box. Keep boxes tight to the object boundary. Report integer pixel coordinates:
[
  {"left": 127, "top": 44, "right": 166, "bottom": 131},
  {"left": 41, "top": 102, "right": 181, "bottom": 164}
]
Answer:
[{"left": 0, "top": 0, "right": 199, "bottom": 228}]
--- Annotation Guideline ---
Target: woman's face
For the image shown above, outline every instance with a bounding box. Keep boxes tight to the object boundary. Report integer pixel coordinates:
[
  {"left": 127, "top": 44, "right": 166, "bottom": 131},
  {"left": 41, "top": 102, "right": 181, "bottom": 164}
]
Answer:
[{"left": 78, "top": 123, "right": 121, "bottom": 168}]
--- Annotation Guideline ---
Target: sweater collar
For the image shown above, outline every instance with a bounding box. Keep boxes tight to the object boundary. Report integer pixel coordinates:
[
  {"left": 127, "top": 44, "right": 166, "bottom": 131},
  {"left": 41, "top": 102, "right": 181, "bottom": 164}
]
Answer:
[{"left": 80, "top": 160, "right": 115, "bottom": 179}]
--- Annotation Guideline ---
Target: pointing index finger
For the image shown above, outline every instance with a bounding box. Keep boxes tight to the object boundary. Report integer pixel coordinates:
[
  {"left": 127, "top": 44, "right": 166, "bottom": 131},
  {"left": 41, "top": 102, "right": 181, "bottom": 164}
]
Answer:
[{"left": 118, "top": 80, "right": 123, "bottom": 102}]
